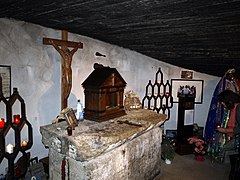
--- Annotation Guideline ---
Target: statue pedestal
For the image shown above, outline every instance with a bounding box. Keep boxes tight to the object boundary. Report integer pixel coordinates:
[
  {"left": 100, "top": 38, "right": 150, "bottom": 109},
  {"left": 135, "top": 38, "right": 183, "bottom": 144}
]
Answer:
[{"left": 40, "top": 109, "right": 166, "bottom": 180}]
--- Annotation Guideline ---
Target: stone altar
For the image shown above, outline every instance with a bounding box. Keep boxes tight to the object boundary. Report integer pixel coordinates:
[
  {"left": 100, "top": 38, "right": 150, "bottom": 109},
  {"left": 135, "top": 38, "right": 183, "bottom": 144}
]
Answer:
[{"left": 40, "top": 109, "right": 166, "bottom": 180}]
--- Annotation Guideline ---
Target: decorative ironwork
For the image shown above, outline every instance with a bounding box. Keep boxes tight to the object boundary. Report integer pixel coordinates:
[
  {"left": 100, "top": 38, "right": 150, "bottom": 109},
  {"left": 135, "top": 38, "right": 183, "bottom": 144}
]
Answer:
[
  {"left": 142, "top": 67, "right": 173, "bottom": 120},
  {"left": 0, "top": 87, "right": 33, "bottom": 179}
]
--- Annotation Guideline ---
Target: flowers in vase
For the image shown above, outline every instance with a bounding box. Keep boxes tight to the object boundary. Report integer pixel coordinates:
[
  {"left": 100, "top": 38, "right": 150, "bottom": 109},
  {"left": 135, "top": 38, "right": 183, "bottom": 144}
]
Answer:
[{"left": 188, "top": 136, "right": 207, "bottom": 156}]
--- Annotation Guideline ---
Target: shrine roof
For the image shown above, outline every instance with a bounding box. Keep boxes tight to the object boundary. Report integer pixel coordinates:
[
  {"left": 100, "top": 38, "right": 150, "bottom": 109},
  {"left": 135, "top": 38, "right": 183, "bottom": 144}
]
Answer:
[{"left": 82, "top": 66, "right": 127, "bottom": 87}]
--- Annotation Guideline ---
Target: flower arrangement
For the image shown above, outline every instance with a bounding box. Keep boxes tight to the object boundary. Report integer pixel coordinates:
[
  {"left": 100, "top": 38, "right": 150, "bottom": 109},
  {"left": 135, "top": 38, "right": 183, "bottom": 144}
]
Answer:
[
  {"left": 188, "top": 136, "right": 207, "bottom": 161},
  {"left": 161, "top": 135, "right": 176, "bottom": 162}
]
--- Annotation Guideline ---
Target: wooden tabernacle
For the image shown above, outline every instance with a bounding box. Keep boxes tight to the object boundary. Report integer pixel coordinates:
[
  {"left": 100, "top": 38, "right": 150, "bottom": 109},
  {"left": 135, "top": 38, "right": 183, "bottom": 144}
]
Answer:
[{"left": 82, "top": 63, "right": 127, "bottom": 121}]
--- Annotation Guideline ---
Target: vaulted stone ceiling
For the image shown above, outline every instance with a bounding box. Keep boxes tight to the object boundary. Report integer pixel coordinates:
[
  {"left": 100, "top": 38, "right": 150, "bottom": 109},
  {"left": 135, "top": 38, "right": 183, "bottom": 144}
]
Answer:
[{"left": 0, "top": 0, "right": 240, "bottom": 77}]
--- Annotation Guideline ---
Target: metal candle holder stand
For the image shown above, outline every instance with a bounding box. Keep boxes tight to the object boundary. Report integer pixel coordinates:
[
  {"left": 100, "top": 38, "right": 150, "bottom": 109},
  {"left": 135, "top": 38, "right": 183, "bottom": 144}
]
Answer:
[
  {"left": 0, "top": 87, "right": 33, "bottom": 179},
  {"left": 142, "top": 67, "right": 173, "bottom": 120}
]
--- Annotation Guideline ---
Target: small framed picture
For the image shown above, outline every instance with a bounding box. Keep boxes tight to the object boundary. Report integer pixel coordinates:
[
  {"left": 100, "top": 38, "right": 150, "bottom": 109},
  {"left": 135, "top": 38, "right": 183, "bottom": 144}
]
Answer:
[
  {"left": 181, "top": 70, "right": 193, "bottom": 79},
  {"left": 0, "top": 65, "right": 11, "bottom": 98},
  {"left": 61, "top": 107, "right": 78, "bottom": 127}
]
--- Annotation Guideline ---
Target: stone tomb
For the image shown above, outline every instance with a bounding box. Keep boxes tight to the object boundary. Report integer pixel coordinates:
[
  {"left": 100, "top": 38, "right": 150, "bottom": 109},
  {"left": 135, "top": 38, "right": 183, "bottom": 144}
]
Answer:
[{"left": 40, "top": 109, "right": 166, "bottom": 180}]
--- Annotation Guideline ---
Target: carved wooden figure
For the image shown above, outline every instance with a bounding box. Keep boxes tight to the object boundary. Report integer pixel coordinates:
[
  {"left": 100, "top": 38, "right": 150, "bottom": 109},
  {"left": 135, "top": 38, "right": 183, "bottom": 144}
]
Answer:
[{"left": 43, "top": 30, "right": 83, "bottom": 109}]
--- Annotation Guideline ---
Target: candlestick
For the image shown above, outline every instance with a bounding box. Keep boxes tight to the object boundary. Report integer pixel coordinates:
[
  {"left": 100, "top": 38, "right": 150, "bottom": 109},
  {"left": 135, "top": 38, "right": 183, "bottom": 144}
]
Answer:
[
  {"left": 0, "top": 118, "right": 5, "bottom": 128},
  {"left": 6, "top": 144, "right": 14, "bottom": 153},
  {"left": 22, "top": 141, "right": 28, "bottom": 147},
  {"left": 67, "top": 125, "right": 72, "bottom": 136},
  {"left": 13, "top": 114, "right": 21, "bottom": 124}
]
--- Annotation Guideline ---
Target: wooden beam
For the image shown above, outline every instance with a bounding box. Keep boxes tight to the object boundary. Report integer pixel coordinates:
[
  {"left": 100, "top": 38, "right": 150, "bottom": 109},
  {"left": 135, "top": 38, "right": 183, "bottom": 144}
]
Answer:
[
  {"left": 61, "top": 30, "right": 68, "bottom": 110},
  {"left": 43, "top": 37, "right": 83, "bottom": 48},
  {"left": 43, "top": 30, "right": 83, "bottom": 110}
]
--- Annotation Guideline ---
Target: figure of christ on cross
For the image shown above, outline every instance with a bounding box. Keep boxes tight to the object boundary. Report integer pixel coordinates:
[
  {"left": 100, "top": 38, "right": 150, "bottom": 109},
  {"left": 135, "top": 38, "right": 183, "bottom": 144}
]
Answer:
[
  {"left": 51, "top": 40, "right": 79, "bottom": 99},
  {"left": 43, "top": 36, "right": 83, "bottom": 109}
]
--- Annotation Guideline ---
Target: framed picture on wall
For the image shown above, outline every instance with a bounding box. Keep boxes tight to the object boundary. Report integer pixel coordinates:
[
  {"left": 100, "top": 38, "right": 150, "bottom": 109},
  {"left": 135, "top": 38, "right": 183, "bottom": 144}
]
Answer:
[
  {"left": 0, "top": 65, "right": 11, "bottom": 98},
  {"left": 181, "top": 70, "right": 193, "bottom": 79},
  {"left": 171, "top": 79, "right": 204, "bottom": 104}
]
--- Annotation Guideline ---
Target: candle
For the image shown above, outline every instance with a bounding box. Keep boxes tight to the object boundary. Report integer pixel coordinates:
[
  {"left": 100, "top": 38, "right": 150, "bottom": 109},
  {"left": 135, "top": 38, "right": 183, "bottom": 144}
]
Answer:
[
  {"left": 67, "top": 126, "right": 72, "bottom": 136},
  {"left": 13, "top": 114, "right": 21, "bottom": 124},
  {"left": 0, "top": 118, "right": 5, "bottom": 128},
  {"left": 6, "top": 144, "right": 14, "bottom": 153},
  {"left": 22, "top": 141, "right": 28, "bottom": 147}
]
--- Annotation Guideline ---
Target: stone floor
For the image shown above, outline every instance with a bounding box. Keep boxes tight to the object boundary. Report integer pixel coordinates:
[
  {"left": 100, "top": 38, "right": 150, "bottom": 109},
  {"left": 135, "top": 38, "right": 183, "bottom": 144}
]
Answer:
[{"left": 155, "top": 154, "right": 231, "bottom": 180}]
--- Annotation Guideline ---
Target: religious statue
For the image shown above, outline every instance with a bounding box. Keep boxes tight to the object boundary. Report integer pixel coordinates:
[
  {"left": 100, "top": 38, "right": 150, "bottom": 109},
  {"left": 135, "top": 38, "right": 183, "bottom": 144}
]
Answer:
[
  {"left": 43, "top": 33, "right": 83, "bottom": 109},
  {"left": 50, "top": 40, "right": 81, "bottom": 102}
]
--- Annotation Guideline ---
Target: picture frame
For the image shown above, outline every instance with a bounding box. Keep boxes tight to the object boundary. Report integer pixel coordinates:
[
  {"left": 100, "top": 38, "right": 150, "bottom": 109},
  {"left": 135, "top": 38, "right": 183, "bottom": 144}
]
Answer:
[
  {"left": 171, "top": 79, "right": 204, "bottom": 104},
  {"left": 181, "top": 70, "right": 193, "bottom": 79},
  {"left": 0, "top": 65, "right": 11, "bottom": 98},
  {"left": 61, "top": 107, "right": 78, "bottom": 127}
]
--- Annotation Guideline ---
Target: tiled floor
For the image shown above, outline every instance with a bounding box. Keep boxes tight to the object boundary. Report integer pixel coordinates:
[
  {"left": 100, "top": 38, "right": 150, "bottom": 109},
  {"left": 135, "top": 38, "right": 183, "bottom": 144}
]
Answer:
[{"left": 155, "top": 154, "right": 231, "bottom": 180}]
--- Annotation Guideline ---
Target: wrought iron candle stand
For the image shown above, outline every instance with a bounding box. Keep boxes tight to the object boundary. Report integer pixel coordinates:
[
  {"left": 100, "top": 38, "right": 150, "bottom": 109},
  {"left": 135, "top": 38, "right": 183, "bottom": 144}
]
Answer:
[
  {"left": 142, "top": 67, "right": 173, "bottom": 120},
  {"left": 0, "top": 87, "right": 33, "bottom": 179}
]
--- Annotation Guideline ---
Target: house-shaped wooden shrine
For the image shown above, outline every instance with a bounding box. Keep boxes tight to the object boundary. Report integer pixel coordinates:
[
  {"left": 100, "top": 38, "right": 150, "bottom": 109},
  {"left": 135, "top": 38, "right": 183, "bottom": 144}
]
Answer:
[{"left": 82, "top": 64, "right": 127, "bottom": 121}]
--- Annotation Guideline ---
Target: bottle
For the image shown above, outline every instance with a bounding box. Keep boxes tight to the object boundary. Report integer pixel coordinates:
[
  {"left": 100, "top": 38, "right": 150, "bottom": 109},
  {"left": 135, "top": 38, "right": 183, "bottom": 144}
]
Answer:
[{"left": 76, "top": 99, "right": 84, "bottom": 120}]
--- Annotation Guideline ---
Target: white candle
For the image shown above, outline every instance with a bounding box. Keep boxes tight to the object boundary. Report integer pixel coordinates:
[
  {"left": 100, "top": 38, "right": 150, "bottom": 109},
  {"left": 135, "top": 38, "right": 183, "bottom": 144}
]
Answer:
[{"left": 6, "top": 144, "right": 14, "bottom": 153}]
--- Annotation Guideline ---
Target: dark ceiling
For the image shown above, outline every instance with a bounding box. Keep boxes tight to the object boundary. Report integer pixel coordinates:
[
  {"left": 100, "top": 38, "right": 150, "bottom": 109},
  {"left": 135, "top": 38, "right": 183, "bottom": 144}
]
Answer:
[{"left": 0, "top": 0, "right": 240, "bottom": 77}]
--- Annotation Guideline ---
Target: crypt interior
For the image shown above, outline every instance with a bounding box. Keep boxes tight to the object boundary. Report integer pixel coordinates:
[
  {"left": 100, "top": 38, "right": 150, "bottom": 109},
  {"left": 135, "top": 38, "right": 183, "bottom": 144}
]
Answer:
[{"left": 0, "top": 0, "right": 240, "bottom": 179}]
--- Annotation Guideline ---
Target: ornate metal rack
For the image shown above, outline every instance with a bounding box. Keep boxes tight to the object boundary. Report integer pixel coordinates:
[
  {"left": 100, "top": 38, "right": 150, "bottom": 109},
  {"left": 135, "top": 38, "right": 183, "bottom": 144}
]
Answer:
[
  {"left": 142, "top": 67, "right": 173, "bottom": 120},
  {"left": 0, "top": 87, "right": 33, "bottom": 179}
]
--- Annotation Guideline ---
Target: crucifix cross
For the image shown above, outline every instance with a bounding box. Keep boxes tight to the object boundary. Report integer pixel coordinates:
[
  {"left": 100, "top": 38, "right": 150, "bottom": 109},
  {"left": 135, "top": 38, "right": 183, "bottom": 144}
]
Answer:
[{"left": 43, "top": 30, "right": 83, "bottom": 110}]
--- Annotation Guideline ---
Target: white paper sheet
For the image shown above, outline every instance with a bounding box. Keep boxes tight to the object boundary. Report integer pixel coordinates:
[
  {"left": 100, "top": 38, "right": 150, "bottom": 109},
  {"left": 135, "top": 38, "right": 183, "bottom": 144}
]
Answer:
[{"left": 184, "top": 110, "right": 194, "bottom": 125}]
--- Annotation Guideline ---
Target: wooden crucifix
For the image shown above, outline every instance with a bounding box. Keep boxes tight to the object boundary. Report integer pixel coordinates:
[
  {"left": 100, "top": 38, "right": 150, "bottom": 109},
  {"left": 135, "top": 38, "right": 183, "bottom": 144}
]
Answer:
[{"left": 43, "top": 30, "right": 83, "bottom": 110}]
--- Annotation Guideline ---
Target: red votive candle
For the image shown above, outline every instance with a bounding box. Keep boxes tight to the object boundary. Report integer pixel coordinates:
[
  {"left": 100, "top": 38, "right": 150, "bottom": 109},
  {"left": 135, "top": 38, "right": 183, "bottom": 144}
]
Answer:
[
  {"left": 0, "top": 118, "right": 5, "bottom": 128},
  {"left": 14, "top": 114, "right": 21, "bottom": 124}
]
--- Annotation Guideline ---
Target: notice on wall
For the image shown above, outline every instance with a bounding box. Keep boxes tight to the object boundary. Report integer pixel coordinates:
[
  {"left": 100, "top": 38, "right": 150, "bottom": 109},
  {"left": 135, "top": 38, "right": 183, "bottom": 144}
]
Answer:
[
  {"left": 0, "top": 66, "right": 11, "bottom": 98},
  {"left": 184, "top": 110, "right": 194, "bottom": 125}
]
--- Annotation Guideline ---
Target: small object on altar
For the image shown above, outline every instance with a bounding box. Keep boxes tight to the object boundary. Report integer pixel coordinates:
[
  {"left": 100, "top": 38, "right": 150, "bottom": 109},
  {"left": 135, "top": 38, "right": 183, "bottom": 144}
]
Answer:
[
  {"left": 76, "top": 99, "right": 84, "bottom": 120},
  {"left": 67, "top": 126, "right": 72, "bottom": 136},
  {"left": 52, "top": 114, "right": 66, "bottom": 124},
  {"left": 124, "top": 90, "right": 142, "bottom": 111},
  {"left": 62, "top": 107, "right": 78, "bottom": 128},
  {"left": 117, "top": 120, "right": 142, "bottom": 127}
]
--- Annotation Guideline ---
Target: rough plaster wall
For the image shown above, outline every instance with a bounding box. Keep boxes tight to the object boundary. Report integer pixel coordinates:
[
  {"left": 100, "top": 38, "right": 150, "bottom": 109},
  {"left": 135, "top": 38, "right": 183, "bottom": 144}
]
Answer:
[{"left": 0, "top": 18, "right": 220, "bottom": 175}]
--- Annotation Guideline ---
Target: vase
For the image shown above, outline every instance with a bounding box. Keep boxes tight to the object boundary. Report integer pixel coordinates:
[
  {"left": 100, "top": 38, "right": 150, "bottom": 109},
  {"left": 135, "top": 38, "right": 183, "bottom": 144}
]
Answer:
[
  {"left": 165, "top": 159, "right": 172, "bottom": 164},
  {"left": 194, "top": 154, "right": 205, "bottom": 161}
]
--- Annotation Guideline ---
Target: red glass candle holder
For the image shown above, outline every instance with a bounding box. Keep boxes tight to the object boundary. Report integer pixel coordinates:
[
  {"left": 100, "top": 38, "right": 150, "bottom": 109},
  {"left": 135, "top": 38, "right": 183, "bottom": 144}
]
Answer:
[
  {"left": 67, "top": 125, "right": 73, "bottom": 136},
  {"left": 13, "top": 114, "right": 21, "bottom": 124},
  {"left": 0, "top": 118, "right": 5, "bottom": 128}
]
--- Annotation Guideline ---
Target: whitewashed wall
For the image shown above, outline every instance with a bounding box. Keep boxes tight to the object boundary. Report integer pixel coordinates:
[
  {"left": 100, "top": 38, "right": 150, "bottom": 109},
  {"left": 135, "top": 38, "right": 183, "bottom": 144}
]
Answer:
[{"left": 0, "top": 18, "right": 220, "bottom": 175}]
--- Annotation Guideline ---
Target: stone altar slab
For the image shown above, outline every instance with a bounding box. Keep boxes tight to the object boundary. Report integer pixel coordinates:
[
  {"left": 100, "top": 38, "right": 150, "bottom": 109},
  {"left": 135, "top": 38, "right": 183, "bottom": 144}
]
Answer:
[{"left": 40, "top": 109, "right": 166, "bottom": 180}]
